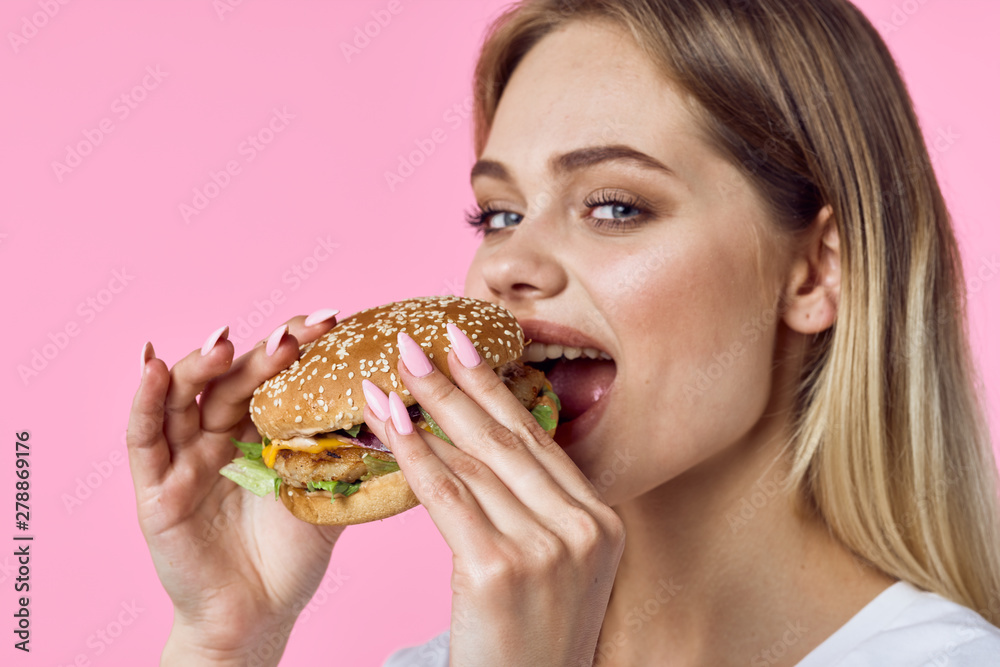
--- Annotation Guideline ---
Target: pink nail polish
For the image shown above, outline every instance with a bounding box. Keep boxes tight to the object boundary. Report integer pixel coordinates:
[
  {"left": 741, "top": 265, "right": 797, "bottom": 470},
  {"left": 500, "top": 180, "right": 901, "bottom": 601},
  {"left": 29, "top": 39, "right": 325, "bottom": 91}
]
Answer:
[
  {"left": 305, "top": 308, "right": 340, "bottom": 327},
  {"left": 201, "top": 326, "right": 229, "bottom": 356},
  {"left": 362, "top": 380, "right": 391, "bottom": 421},
  {"left": 397, "top": 331, "right": 434, "bottom": 378},
  {"left": 265, "top": 324, "right": 287, "bottom": 356},
  {"left": 388, "top": 391, "right": 414, "bottom": 435},
  {"left": 446, "top": 323, "right": 482, "bottom": 369},
  {"left": 140, "top": 341, "right": 154, "bottom": 378}
]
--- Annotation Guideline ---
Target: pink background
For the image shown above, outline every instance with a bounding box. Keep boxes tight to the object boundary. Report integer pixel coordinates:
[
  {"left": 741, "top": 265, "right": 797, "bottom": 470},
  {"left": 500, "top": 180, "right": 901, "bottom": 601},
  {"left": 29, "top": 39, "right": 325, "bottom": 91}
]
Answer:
[{"left": 1, "top": 1, "right": 997, "bottom": 664}]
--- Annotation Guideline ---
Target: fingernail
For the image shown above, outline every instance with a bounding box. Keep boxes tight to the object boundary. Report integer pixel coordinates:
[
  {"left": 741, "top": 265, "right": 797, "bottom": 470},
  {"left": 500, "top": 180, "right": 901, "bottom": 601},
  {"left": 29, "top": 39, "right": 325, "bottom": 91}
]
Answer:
[
  {"left": 362, "top": 380, "right": 391, "bottom": 421},
  {"left": 304, "top": 308, "right": 340, "bottom": 327},
  {"left": 265, "top": 324, "right": 288, "bottom": 356},
  {"left": 201, "top": 326, "right": 229, "bottom": 356},
  {"left": 446, "top": 323, "right": 482, "bottom": 369},
  {"left": 140, "top": 341, "right": 155, "bottom": 378},
  {"left": 388, "top": 391, "right": 414, "bottom": 435},
  {"left": 397, "top": 331, "right": 434, "bottom": 378}
]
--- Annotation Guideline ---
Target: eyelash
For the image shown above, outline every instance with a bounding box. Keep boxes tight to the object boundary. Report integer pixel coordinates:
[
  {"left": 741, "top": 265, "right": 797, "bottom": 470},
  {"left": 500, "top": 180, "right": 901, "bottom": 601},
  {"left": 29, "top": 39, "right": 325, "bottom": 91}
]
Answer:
[{"left": 464, "top": 189, "right": 651, "bottom": 236}]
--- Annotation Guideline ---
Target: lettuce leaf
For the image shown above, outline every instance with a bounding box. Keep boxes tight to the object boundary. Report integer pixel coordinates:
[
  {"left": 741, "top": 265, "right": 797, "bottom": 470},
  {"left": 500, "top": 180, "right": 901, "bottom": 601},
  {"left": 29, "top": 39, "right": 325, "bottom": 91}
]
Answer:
[
  {"left": 230, "top": 436, "right": 267, "bottom": 460},
  {"left": 541, "top": 386, "right": 562, "bottom": 412},
  {"left": 220, "top": 456, "right": 281, "bottom": 498},
  {"left": 362, "top": 453, "right": 400, "bottom": 477},
  {"left": 343, "top": 424, "right": 362, "bottom": 438},
  {"left": 531, "top": 404, "right": 557, "bottom": 432},
  {"left": 418, "top": 406, "right": 454, "bottom": 445},
  {"left": 306, "top": 479, "right": 362, "bottom": 501}
]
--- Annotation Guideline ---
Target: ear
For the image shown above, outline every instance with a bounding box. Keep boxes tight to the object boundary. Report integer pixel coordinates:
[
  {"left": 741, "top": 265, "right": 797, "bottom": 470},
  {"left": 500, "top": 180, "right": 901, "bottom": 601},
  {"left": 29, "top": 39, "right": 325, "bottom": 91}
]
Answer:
[{"left": 782, "top": 204, "right": 840, "bottom": 334}]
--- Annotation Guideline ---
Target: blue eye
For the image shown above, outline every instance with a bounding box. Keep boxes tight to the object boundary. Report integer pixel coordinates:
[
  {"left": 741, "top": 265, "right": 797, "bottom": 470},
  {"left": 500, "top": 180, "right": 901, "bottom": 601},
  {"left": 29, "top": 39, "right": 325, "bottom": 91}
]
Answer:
[
  {"left": 465, "top": 207, "right": 523, "bottom": 233},
  {"left": 590, "top": 202, "right": 642, "bottom": 220},
  {"left": 465, "top": 189, "right": 651, "bottom": 236},
  {"left": 485, "top": 210, "right": 523, "bottom": 230}
]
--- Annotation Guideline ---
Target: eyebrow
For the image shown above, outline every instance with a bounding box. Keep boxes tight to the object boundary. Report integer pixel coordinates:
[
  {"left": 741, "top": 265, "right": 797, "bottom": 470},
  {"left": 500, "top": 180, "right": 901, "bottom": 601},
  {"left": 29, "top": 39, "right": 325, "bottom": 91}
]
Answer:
[{"left": 470, "top": 144, "right": 676, "bottom": 184}]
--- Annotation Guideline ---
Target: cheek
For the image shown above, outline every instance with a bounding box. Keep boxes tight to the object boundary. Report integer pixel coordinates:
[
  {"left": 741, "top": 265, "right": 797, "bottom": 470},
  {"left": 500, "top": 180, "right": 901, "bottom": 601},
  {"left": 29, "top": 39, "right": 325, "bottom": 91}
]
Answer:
[{"left": 599, "top": 229, "right": 778, "bottom": 467}]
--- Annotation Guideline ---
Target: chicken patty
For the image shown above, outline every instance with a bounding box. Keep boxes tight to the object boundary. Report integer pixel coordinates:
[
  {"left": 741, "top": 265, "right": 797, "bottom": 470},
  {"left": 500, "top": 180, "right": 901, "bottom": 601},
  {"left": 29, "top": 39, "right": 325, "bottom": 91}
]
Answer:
[
  {"left": 275, "top": 362, "right": 547, "bottom": 488},
  {"left": 273, "top": 446, "right": 395, "bottom": 488},
  {"left": 497, "top": 360, "right": 546, "bottom": 409}
]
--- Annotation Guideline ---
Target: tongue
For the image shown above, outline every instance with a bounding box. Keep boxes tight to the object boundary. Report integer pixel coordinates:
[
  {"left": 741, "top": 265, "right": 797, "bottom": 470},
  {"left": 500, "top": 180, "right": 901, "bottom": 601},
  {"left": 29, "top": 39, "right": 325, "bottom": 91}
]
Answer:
[{"left": 545, "top": 358, "right": 616, "bottom": 422}]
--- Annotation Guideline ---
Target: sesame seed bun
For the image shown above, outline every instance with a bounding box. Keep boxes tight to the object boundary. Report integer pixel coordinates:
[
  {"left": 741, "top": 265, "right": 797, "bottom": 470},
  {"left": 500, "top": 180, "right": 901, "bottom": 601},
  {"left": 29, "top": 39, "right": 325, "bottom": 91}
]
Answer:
[
  {"left": 250, "top": 296, "right": 525, "bottom": 440},
  {"left": 248, "top": 296, "right": 527, "bottom": 525}
]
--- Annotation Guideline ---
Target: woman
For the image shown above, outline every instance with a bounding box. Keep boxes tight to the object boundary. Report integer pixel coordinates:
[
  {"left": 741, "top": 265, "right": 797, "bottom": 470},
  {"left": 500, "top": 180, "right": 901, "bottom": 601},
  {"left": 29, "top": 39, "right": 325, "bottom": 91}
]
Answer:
[{"left": 127, "top": 0, "right": 1000, "bottom": 664}]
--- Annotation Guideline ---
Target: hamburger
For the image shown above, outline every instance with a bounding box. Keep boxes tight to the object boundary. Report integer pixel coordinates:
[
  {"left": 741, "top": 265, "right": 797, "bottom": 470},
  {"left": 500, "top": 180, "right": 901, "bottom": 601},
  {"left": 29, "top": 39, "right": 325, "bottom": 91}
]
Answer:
[{"left": 219, "top": 296, "right": 561, "bottom": 525}]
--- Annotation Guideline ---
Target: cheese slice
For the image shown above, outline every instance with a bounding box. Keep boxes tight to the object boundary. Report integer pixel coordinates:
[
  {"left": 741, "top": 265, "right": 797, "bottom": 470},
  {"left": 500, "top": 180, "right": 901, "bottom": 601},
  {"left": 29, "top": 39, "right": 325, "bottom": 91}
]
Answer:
[
  {"left": 262, "top": 434, "right": 357, "bottom": 468},
  {"left": 261, "top": 424, "right": 432, "bottom": 468}
]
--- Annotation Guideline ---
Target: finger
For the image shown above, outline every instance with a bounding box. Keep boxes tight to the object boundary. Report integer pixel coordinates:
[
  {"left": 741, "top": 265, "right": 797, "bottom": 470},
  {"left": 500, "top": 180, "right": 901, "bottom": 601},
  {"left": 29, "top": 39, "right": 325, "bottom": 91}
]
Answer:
[
  {"left": 365, "top": 394, "right": 545, "bottom": 534},
  {"left": 395, "top": 328, "right": 600, "bottom": 507},
  {"left": 199, "top": 312, "right": 339, "bottom": 434},
  {"left": 441, "top": 340, "right": 601, "bottom": 502},
  {"left": 127, "top": 346, "right": 172, "bottom": 488},
  {"left": 444, "top": 323, "right": 601, "bottom": 500},
  {"left": 362, "top": 400, "right": 506, "bottom": 556},
  {"left": 163, "top": 325, "right": 235, "bottom": 447}
]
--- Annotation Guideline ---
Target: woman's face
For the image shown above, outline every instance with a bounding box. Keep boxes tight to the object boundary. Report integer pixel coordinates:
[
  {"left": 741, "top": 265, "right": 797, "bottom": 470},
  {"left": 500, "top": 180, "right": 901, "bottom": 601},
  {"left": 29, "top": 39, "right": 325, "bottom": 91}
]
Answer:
[{"left": 464, "top": 19, "right": 792, "bottom": 505}]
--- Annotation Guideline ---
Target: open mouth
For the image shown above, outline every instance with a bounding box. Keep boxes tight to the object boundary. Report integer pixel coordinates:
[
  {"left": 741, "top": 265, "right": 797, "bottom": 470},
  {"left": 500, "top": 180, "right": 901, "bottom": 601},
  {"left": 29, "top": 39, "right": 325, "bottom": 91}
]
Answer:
[{"left": 523, "top": 342, "right": 617, "bottom": 424}]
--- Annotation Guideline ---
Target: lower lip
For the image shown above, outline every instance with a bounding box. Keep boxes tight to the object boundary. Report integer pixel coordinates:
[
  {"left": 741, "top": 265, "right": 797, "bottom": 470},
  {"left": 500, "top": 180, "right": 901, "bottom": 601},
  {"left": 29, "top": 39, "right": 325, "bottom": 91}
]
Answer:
[{"left": 553, "top": 376, "right": 615, "bottom": 448}]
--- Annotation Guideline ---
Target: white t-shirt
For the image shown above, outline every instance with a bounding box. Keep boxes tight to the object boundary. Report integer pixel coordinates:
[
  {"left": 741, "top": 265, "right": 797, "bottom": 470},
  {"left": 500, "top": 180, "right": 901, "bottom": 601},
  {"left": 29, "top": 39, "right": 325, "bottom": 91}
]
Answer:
[{"left": 382, "top": 581, "right": 1000, "bottom": 666}]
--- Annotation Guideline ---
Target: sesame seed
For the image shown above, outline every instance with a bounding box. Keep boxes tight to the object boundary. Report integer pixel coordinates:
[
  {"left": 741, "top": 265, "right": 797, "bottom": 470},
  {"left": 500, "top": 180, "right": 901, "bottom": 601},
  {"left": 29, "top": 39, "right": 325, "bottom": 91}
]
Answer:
[
  {"left": 346, "top": 388, "right": 352, "bottom": 396},
  {"left": 295, "top": 416, "right": 303, "bottom": 423},
  {"left": 348, "top": 372, "right": 354, "bottom": 379}
]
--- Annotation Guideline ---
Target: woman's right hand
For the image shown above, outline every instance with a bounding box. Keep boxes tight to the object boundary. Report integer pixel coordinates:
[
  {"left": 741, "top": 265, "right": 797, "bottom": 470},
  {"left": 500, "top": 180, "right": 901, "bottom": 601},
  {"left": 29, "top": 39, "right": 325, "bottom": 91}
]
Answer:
[{"left": 126, "top": 310, "right": 345, "bottom": 666}]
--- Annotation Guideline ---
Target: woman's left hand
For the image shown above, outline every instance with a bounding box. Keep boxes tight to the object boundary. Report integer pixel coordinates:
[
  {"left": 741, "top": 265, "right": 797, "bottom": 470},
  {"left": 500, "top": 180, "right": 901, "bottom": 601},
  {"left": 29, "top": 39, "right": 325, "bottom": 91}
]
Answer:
[{"left": 361, "top": 324, "right": 626, "bottom": 667}]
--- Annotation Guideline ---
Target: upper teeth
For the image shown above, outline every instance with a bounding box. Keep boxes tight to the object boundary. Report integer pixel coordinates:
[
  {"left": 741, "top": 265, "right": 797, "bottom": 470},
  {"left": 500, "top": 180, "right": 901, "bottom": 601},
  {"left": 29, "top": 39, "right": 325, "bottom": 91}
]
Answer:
[{"left": 522, "top": 342, "right": 611, "bottom": 362}]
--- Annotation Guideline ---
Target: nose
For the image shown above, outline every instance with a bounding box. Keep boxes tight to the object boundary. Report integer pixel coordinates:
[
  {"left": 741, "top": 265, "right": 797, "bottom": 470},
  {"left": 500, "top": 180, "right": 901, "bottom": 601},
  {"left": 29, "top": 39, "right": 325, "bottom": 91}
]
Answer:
[{"left": 468, "top": 223, "right": 568, "bottom": 310}]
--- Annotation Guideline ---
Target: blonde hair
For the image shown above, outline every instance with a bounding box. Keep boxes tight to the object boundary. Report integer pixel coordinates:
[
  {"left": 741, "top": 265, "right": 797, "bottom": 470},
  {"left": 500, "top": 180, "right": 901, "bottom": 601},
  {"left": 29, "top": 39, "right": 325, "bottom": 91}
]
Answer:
[{"left": 470, "top": 0, "right": 1000, "bottom": 624}]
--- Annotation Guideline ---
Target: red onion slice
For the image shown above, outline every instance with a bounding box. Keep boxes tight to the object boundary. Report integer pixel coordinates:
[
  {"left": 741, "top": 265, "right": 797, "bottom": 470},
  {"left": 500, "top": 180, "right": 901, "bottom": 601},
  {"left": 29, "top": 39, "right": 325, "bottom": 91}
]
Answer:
[{"left": 324, "top": 404, "right": 422, "bottom": 454}]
